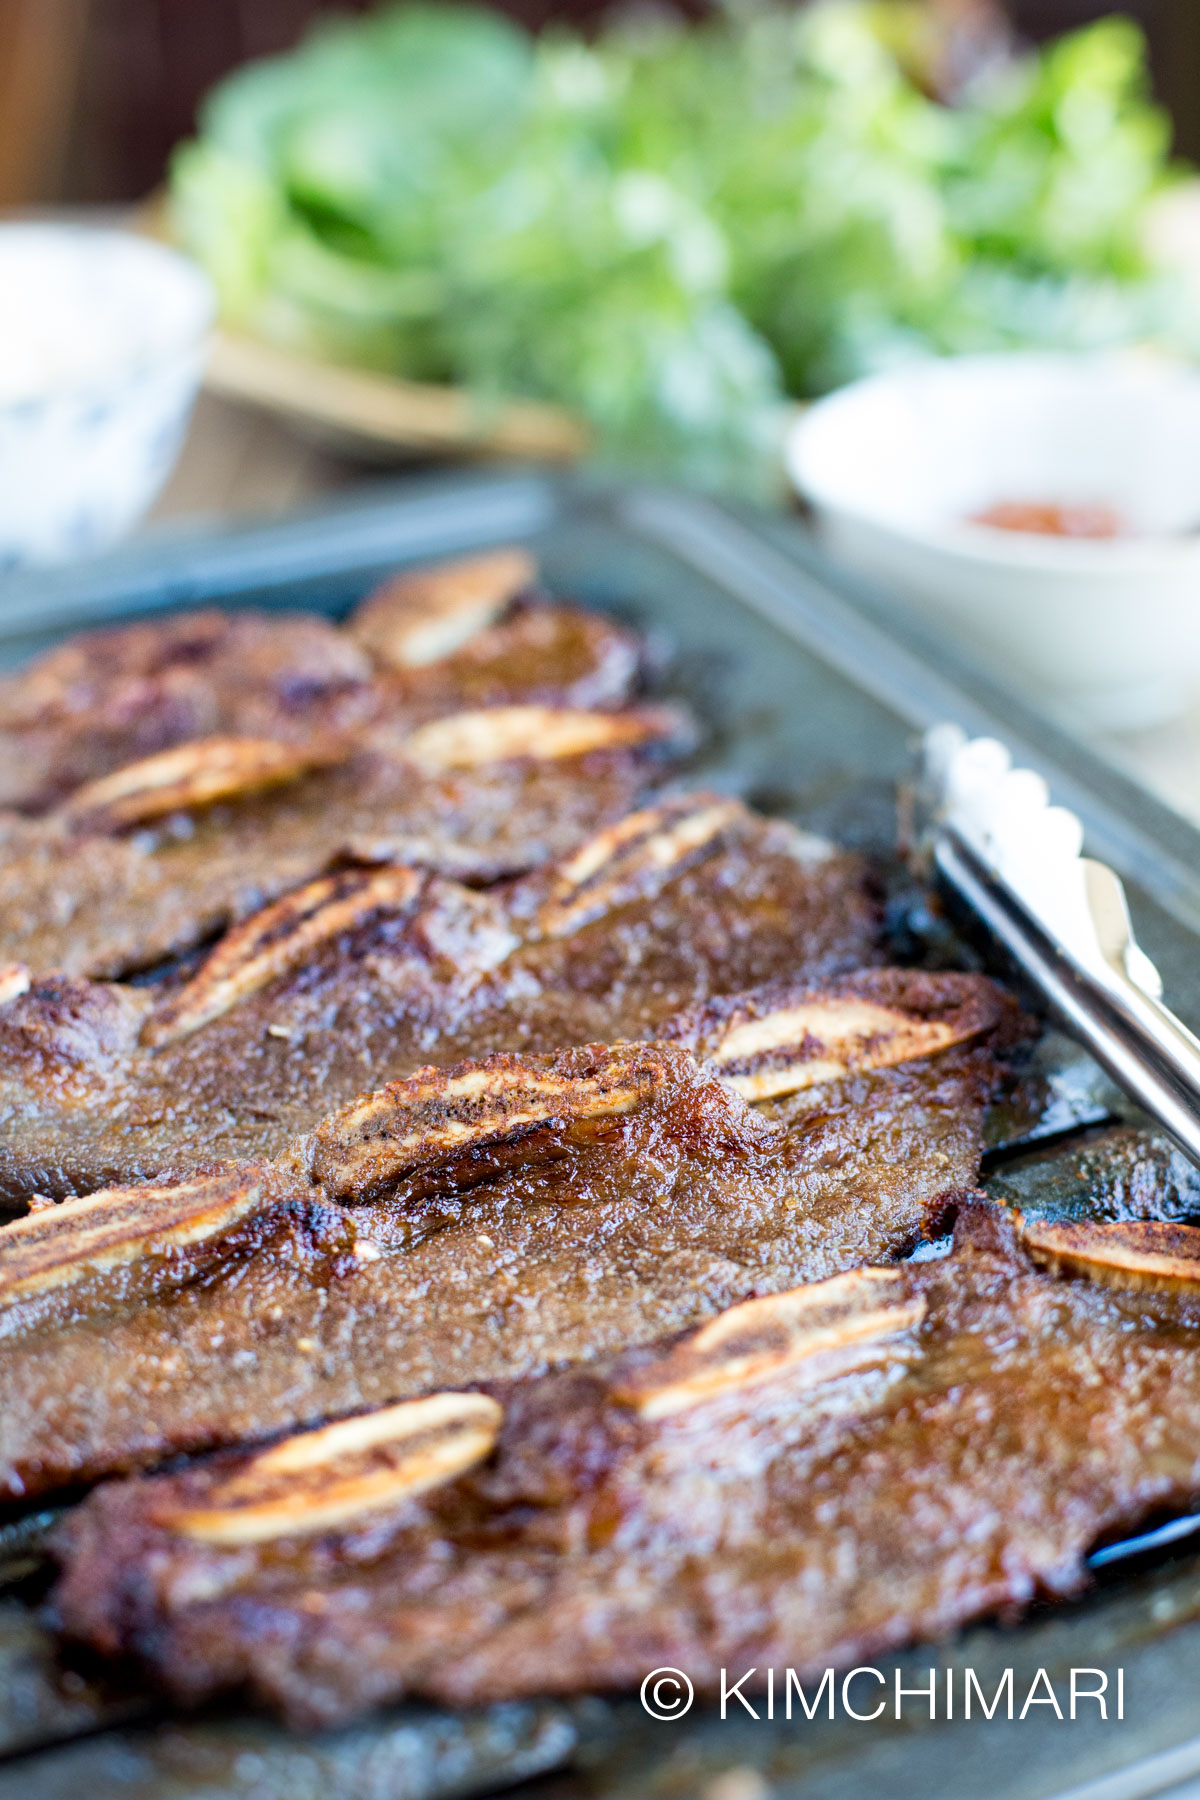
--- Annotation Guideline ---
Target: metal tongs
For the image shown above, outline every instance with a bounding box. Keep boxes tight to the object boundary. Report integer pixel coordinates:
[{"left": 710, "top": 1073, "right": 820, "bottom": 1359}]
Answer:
[{"left": 921, "top": 724, "right": 1200, "bottom": 1167}]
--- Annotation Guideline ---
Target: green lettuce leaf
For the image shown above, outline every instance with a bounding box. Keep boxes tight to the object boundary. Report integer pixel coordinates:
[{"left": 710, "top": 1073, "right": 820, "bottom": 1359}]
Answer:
[{"left": 170, "top": 2, "right": 1185, "bottom": 493}]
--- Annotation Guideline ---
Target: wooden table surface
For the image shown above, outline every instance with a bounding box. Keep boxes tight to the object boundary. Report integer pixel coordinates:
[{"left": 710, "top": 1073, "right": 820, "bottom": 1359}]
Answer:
[
  {"left": 148, "top": 389, "right": 361, "bottom": 526},
  {"left": 149, "top": 386, "right": 1200, "bottom": 835}
]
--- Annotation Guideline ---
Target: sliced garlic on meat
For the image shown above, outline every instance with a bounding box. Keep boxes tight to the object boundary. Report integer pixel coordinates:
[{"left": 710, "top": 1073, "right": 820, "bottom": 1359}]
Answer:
[
  {"left": 168, "top": 1391, "right": 503, "bottom": 1544},
  {"left": 613, "top": 1268, "right": 925, "bottom": 1419}
]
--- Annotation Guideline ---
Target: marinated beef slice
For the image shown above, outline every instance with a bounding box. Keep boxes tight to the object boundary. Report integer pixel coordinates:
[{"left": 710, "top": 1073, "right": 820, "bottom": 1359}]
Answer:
[
  {"left": 0, "top": 800, "right": 880, "bottom": 1199},
  {"left": 0, "top": 971, "right": 1015, "bottom": 1500},
  {"left": 53, "top": 1200, "right": 1200, "bottom": 1728},
  {"left": 0, "top": 702, "right": 689, "bottom": 982},
  {"left": 0, "top": 549, "right": 641, "bottom": 814},
  {"left": 0, "top": 609, "right": 374, "bottom": 816}
]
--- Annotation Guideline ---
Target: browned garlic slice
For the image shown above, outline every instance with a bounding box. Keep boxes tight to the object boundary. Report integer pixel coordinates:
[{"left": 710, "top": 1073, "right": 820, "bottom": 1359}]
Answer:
[
  {"left": 1018, "top": 1215, "right": 1200, "bottom": 1291},
  {"left": 142, "top": 865, "right": 425, "bottom": 1047},
  {"left": 402, "top": 705, "right": 678, "bottom": 773},
  {"left": 311, "top": 1045, "right": 665, "bottom": 1200},
  {"left": 704, "top": 998, "right": 963, "bottom": 1102},
  {"left": 167, "top": 1391, "right": 503, "bottom": 1544},
  {"left": 612, "top": 1268, "right": 925, "bottom": 1419},
  {"left": 352, "top": 549, "right": 536, "bottom": 668},
  {"left": 64, "top": 736, "right": 345, "bottom": 829},
  {"left": 0, "top": 1171, "right": 270, "bottom": 1306},
  {"left": 0, "top": 962, "right": 30, "bottom": 1006},
  {"left": 538, "top": 795, "right": 745, "bottom": 939}
]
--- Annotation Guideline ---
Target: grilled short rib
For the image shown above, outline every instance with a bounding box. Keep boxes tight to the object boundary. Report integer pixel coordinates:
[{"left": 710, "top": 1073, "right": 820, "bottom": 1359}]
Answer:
[
  {"left": 0, "top": 550, "right": 641, "bottom": 814},
  {"left": 0, "top": 971, "right": 1016, "bottom": 1499},
  {"left": 52, "top": 1199, "right": 1200, "bottom": 1728},
  {"left": 0, "top": 798, "right": 880, "bottom": 1199},
  {"left": 0, "top": 701, "right": 688, "bottom": 980},
  {"left": 0, "top": 608, "right": 373, "bottom": 816},
  {"left": 357, "top": 553, "right": 643, "bottom": 723}
]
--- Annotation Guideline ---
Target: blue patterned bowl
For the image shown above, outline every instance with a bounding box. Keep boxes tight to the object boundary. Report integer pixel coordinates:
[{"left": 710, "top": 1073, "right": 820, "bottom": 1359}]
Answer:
[{"left": 0, "top": 225, "right": 214, "bottom": 568}]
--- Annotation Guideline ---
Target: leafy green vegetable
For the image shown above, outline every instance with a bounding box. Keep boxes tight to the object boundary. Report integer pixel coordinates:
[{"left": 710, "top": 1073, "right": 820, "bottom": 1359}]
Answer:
[{"left": 171, "top": 2, "right": 1184, "bottom": 495}]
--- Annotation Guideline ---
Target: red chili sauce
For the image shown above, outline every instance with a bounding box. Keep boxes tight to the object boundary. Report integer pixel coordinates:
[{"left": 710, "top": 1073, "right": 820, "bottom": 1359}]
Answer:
[{"left": 969, "top": 501, "right": 1124, "bottom": 539}]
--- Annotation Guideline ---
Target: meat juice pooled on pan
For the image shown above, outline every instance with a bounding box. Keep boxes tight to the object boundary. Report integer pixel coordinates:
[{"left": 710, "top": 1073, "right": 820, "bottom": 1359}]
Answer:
[
  {"left": 0, "top": 797, "right": 880, "bottom": 1199},
  {"left": 0, "top": 969, "right": 1017, "bottom": 1499},
  {"left": 52, "top": 1200, "right": 1200, "bottom": 1728}
]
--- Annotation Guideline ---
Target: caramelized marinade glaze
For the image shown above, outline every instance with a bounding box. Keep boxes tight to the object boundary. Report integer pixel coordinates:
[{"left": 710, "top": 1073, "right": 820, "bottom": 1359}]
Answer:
[
  {"left": 0, "top": 971, "right": 1017, "bottom": 1500},
  {"left": 53, "top": 1201, "right": 1200, "bottom": 1729},
  {"left": 0, "top": 549, "right": 639, "bottom": 814},
  {"left": 0, "top": 549, "right": 676, "bottom": 981},
  {"left": 0, "top": 799, "right": 879, "bottom": 1199},
  {"left": 0, "top": 549, "right": 1089, "bottom": 1739}
]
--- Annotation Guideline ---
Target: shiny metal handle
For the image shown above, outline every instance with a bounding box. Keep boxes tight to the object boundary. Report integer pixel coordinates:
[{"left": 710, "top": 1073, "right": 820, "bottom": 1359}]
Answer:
[{"left": 935, "top": 829, "right": 1200, "bottom": 1167}]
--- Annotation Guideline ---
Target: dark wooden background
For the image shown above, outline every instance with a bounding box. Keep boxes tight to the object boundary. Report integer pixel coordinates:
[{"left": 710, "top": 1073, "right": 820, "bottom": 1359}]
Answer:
[{"left": 1, "top": 0, "right": 1196, "bottom": 209}]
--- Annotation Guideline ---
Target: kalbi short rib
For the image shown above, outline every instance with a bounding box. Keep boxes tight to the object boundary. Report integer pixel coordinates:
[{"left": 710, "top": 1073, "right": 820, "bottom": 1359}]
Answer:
[
  {"left": 53, "top": 1200, "right": 1200, "bottom": 1729},
  {"left": 356, "top": 553, "right": 643, "bottom": 720},
  {"left": 350, "top": 547, "right": 538, "bottom": 668},
  {"left": 0, "top": 799, "right": 881, "bottom": 1197},
  {"left": 0, "top": 702, "right": 688, "bottom": 981},
  {"left": 0, "top": 550, "right": 641, "bottom": 814},
  {"left": 0, "top": 970, "right": 1015, "bottom": 1499},
  {"left": 0, "top": 609, "right": 372, "bottom": 816}
]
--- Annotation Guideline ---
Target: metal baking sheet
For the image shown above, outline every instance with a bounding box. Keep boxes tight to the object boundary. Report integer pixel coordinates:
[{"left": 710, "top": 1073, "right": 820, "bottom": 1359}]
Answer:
[{"left": 3, "top": 469, "right": 1200, "bottom": 1800}]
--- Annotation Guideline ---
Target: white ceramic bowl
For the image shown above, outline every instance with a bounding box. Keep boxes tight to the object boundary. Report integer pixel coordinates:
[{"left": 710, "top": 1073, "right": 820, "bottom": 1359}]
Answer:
[
  {"left": 787, "top": 352, "right": 1200, "bottom": 730},
  {"left": 0, "top": 225, "right": 214, "bottom": 568}
]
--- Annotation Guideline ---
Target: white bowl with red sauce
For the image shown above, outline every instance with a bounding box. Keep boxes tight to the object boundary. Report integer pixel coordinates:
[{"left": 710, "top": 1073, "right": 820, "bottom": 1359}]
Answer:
[{"left": 786, "top": 352, "right": 1200, "bottom": 729}]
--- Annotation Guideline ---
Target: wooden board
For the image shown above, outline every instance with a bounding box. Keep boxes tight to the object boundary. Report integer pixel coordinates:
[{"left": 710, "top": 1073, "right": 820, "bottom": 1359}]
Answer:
[{"left": 203, "top": 330, "right": 589, "bottom": 464}]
